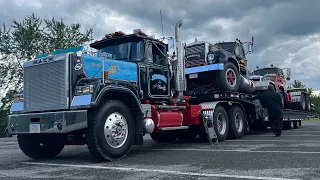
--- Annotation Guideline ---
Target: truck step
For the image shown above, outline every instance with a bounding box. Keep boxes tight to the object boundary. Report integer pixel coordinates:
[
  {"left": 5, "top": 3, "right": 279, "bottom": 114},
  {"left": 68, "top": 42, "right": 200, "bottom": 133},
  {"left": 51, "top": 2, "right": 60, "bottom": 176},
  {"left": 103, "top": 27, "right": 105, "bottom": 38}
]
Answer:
[
  {"left": 154, "top": 105, "right": 186, "bottom": 110},
  {"left": 158, "top": 126, "right": 189, "bottom": 131}
]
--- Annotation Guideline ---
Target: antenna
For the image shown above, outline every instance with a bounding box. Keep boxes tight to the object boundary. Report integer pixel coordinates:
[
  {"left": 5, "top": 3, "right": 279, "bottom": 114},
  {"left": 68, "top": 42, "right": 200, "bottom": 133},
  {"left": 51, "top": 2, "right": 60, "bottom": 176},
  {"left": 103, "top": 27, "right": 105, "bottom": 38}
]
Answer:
[
  {"left": 160, "top": 9, "right": 164, "bottom": 41},
  {"left": 90, "top": 31, "right": 93, "bottom": 56}
]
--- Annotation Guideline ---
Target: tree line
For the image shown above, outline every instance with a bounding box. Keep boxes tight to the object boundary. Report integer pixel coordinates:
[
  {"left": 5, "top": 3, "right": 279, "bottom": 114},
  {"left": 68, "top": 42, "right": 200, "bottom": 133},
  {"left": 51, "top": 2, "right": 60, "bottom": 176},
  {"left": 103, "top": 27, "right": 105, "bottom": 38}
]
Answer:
[
  {"left": 0, "top": 14, "right": 93, "bottom": 127},
  {"left": 0, "top": 14, "right": 319, "bottom": 128}
]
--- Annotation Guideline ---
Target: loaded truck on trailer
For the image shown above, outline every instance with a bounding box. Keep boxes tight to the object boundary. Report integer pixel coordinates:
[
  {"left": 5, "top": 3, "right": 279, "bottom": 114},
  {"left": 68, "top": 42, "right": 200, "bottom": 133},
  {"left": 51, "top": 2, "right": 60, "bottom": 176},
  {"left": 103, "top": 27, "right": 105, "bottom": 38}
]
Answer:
[
  {"left": 7, "top": 20, "right": 314, "bottom": 161},
  {"left": 249, "top": 66, "right": 313, "bottom": 129}
]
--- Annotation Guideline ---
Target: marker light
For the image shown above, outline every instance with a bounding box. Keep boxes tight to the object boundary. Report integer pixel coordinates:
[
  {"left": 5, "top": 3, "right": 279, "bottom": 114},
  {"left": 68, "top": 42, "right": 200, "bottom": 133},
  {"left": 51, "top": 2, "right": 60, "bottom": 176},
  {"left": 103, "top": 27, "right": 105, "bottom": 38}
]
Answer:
[
  {"left": 103, "top": 71, "right": 108, "bottom": 78},
  {"left": 104, "top": 31, "right": 126, "bottom": 38}
]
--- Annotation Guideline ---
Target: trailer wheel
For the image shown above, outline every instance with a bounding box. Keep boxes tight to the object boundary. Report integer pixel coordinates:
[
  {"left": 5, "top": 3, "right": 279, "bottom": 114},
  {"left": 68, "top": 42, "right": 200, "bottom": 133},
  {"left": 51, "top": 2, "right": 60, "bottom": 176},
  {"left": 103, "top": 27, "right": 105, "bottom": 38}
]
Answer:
[
  {"left": 86, "top": 100, "right": 135, "bottom": 161},
  {"left": 293, "top": 121, "right": 298, "bottom": 129},
  {"left": 216, "top": 61, "right": 240, "bottom": 92},
  {"left": 150, "top": 131, "right": 177, "bottom": 142},
  {"left": 227, "top": 106, "right": 246, "bottom": 139},
  {"left": 299, "top": 93, "right": 306, "bottom": 111},
  {"left": 305, "top": 94, "right": 311, "bottom": 111},
  {"left": 213, "top": 105, "right": 229, "bottom": 142},
  {"left": 283, "top": 121, "right": 293, "bottom": 130},
  {"left": 17, "top": 134, "right": 65, "bottom": 159}
]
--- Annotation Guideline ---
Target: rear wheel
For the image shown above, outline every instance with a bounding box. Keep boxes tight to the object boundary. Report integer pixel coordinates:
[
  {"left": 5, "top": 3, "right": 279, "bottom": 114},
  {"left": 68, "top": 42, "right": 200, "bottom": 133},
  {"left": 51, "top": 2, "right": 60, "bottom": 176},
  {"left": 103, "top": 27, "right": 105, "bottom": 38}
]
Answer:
[
  {"left": 305, "top": 94, "right": 311, "bottom": 111},
  {"left": 216, "top": 61, "right": 240, "bottom": 92},
  {"left": 213, "top": 105, "right": 229, "bottom": 142},
  {"left": 293, "top": 121, "right": 298, "bottom": 129},
  {"left": 227, "top": 106, "right": 246, "bottom": 139},
  {"left": 300, "top": 93, "right": 306, "bottom": 111},
  {"left": 86, "top": 100, "right": 135, "bottom": 161},
  {"left": 17, "top": 134, "right": 65, "bottom": 159}
]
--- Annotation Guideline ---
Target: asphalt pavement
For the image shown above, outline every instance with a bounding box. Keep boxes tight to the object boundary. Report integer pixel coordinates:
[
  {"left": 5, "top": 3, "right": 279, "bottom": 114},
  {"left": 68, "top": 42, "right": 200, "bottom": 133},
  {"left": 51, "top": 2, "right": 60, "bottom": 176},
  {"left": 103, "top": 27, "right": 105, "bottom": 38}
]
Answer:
[{"left": 1, "top": 121, "right": 320, "bottom": 180}]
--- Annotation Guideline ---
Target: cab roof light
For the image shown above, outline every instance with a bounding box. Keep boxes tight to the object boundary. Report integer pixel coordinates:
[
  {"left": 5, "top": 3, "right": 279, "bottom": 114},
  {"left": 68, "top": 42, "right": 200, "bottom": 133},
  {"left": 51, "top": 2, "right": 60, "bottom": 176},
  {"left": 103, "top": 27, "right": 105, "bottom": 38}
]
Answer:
[
  {"left": 104, "top": 31, "right": 126, "bottom": 38},
  {"left": 133, "top": 29, "right": 147, "bottom": 36}
]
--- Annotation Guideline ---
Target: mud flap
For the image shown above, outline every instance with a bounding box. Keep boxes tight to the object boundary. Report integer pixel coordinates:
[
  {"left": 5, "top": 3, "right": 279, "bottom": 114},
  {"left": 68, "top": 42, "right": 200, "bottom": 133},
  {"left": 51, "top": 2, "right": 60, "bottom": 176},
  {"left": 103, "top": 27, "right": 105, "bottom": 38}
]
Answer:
[{"left": 199, "top": 111, "right": 218, "bottom": 144}]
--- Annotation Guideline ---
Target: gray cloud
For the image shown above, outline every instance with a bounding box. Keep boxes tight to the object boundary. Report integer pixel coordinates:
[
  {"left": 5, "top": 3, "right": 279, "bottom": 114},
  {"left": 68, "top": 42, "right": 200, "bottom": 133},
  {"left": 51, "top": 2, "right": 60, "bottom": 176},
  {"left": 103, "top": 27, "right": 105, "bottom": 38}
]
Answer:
[{"left": 1, "top": 0, "right": 320, "bottom": 90}]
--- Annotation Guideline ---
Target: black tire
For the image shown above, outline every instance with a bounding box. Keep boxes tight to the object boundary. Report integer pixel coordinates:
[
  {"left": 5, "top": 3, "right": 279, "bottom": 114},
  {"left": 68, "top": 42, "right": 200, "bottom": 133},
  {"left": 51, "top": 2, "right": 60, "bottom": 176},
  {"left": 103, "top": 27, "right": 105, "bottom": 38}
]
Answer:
[
  {"left": 216, "top": 61, "right": 240, "bottom": 92},
  {"left": 283, "top": 121, "right": 293, "bottom": 130},
  {"left": 17, "top": 134, "right": 65, "bottom": 159},
  {"left": 305, "top": 94, "right": 311, "bottom": 111},
  {"left": 86, "top": 100, "right": 135, "bottom": 161},
  {"left": 177, "top": 126, "right": 198, "bottom": 141},
  {"left": 293, "top": 121, "right": 298, "bottom": 129},
  {"left": 213, "top": 105, "right": 229, "bottom": 142},
  {"left": 5, "top": 128, "right": 12, "bottom": 137},
  {"left": 278, "top": 90, "right": 285, "bottom": 109},
  {"left": 227, "top": 106, "right": 246, "bottom": 139},
  {"left": 299, "top": 93, "right": 306, "bottom": 111},
  {"left": 150, "top": 131, "right": 177, "bottom": 142}
]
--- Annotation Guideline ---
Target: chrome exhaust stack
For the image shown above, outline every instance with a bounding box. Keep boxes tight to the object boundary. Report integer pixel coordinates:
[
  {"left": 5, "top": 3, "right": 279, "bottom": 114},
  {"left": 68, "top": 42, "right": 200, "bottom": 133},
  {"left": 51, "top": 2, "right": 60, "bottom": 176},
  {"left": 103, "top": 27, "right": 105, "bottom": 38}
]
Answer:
[{"left": 169, "top": 20, "right": 186, "bottom": 103}]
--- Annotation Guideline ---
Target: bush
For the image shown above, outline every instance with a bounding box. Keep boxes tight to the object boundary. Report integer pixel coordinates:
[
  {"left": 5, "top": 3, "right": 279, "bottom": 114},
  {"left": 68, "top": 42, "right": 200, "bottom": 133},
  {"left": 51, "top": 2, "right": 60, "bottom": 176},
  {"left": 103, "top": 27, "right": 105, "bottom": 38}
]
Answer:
[{"left": 0, "top": 109, "right": 9, "bottom": 137}]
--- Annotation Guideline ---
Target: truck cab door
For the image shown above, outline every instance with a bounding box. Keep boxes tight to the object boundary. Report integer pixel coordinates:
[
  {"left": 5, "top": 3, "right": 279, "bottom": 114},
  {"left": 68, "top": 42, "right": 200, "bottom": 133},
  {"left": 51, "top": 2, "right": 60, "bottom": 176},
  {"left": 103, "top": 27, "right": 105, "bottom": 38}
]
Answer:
[{"left": 144, "top": 40, "right": 170, "bottom": 100}]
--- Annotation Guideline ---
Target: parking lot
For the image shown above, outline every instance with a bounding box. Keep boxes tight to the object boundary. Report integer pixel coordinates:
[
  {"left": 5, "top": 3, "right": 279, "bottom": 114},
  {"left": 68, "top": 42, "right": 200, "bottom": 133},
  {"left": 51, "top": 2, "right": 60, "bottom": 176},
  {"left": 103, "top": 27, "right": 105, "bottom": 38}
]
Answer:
[{"left": 1, "top": 121, "right": 320, "bottom": 180}]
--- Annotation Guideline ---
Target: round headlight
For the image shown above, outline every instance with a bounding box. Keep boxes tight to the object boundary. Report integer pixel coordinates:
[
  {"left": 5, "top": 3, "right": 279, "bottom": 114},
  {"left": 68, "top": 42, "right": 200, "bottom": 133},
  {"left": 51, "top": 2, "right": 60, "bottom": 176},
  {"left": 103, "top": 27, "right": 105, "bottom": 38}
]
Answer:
[{"left": 208, "top": 54, "right": 215, "bottom": 61}]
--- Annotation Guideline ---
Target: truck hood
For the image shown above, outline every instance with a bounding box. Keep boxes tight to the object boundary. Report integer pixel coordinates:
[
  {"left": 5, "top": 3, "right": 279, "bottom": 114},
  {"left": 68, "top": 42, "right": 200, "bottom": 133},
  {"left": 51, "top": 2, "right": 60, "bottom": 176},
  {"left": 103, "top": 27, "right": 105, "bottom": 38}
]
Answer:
[{"left": 248, "top": 75, "right": 263, "bottom": 81}]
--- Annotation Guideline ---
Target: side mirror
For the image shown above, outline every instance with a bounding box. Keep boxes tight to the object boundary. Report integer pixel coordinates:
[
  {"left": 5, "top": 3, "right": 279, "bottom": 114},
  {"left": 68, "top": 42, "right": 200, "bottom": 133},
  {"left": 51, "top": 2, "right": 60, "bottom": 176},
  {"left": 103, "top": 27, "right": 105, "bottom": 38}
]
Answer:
[{"left": 167, "top": 38, "right": 177, "bottom": 58}]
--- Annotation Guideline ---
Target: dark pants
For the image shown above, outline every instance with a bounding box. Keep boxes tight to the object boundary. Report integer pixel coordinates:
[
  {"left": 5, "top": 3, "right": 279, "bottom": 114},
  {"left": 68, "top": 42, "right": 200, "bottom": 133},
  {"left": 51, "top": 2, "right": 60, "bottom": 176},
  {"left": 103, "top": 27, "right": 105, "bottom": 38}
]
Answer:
[{"left": 269, "top": 113, "right": 283, "bottom": 135}]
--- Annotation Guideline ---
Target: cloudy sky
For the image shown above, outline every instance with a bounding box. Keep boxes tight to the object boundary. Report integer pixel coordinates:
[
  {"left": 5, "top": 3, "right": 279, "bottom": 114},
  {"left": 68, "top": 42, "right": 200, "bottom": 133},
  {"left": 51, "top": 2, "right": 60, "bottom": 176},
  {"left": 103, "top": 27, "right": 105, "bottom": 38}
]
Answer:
[{"left": 1, "top": 0, "right": 320, "bottom": 92}]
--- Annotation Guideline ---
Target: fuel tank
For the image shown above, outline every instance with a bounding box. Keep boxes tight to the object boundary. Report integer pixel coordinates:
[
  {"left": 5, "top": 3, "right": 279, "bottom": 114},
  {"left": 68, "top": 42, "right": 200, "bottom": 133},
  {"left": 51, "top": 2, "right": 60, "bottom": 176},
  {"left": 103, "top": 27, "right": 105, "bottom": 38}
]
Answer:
[{"left": 238, "top": 75, "right": 255, "bottom": 94}]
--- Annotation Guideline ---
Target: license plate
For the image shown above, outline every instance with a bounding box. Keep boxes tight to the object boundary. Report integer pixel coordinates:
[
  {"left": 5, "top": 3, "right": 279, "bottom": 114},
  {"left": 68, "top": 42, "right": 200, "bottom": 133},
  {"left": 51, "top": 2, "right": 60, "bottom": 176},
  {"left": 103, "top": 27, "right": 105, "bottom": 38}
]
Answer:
[
  {"left": 29, "top": 124, "right": 40, "bottom": 133},
  {"left": 189, "top": 73, "right": 198, "bottom": 79}
]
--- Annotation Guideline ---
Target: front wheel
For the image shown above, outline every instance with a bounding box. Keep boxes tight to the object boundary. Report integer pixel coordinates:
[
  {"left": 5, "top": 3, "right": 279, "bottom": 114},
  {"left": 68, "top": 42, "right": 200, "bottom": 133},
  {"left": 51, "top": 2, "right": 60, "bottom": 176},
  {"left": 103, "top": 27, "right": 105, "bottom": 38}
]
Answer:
[
  {"left": 86, "top": 100, "right": 135, "bottom": 161},
  {"left": 17, "top": 134, "right": 65, "bottom": 159},
  {"left": 216, "top": 61, "right": 240, "bottom": 92}
]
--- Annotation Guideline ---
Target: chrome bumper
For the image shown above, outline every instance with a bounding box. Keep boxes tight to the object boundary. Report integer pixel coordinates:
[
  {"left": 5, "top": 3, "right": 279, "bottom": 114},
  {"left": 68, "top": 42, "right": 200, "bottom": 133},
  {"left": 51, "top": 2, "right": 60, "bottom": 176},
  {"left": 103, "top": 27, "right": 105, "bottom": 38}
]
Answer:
[{"left": 8, "top": 110, "right": 88, "bottom": 134}]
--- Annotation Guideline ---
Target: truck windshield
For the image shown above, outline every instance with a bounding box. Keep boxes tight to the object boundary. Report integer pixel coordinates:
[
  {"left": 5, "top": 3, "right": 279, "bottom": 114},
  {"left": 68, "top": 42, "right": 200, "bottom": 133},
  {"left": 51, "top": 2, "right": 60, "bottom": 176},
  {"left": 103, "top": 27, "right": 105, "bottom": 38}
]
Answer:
[
  {"left": 216, "top": 42, "right": 236, "bottom": 53},
  {"left": 99, "top": 40, "right": 145, "bottom": 62},
  {"left": 253, "top": 68, "right": 278, "bottom": 76}
]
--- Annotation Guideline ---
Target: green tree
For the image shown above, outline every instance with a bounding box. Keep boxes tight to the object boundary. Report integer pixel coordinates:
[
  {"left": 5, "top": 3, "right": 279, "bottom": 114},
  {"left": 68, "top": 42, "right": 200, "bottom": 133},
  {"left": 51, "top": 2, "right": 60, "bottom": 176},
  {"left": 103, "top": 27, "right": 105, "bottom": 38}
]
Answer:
[
  {"left": 288, "top": 80, "right": 305, "bottom": 88},
  {"left": 0, "top": 13, "right": 93, "bottom": 126},
  {"left": 288, "top": 79, "right": 313, "bottom": 96}
]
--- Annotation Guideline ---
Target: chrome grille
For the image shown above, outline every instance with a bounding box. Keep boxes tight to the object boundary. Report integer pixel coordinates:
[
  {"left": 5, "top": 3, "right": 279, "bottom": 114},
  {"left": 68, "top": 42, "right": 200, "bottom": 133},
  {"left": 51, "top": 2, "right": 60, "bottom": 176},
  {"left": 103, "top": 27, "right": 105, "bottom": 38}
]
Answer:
[
  {"left": 185, "top": 43, "right": 206, "bottom": 68},
  {"left": 23, "top": 54, "right": 69, "bottom": 112},
  {"left": 185, "top": 59, "right": 206, "bottom": 68}
]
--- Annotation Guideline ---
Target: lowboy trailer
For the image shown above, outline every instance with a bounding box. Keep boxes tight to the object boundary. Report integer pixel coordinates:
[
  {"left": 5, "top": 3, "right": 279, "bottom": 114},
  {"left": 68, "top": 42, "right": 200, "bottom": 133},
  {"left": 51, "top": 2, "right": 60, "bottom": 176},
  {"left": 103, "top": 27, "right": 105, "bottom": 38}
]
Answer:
[{"left": 7, "top": 20, "right": 314, "bottom": 161}]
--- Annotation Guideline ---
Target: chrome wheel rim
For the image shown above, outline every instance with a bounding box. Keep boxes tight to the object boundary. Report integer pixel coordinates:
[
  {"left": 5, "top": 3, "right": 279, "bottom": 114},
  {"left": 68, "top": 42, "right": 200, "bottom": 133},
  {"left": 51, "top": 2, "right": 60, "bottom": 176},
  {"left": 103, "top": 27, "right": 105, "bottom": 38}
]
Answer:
[
  {"left": 217, "top": 113, "right": 227, "bottom": 135},
  {"left": 235, "top": 112, "right": 243, "bottom": 133},
  {"left": 104, "top": 112, "right": 128, "bottom": 148}
]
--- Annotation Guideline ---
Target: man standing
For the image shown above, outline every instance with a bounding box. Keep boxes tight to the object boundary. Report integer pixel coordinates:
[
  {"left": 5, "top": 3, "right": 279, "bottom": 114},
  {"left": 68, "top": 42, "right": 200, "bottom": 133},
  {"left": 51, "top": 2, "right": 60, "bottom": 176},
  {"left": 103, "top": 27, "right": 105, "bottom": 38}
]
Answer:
[{"left": 253, "top": 85, "right": 283, "bottom": 136}]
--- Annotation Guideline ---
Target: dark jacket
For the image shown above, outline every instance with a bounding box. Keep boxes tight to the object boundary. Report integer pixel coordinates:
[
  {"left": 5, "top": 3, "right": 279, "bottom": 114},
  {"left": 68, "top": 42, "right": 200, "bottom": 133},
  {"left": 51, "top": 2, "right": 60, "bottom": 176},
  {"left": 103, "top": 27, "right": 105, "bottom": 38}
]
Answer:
[{"left": 253, "top": 91, "right": 283, "bottom": 117}]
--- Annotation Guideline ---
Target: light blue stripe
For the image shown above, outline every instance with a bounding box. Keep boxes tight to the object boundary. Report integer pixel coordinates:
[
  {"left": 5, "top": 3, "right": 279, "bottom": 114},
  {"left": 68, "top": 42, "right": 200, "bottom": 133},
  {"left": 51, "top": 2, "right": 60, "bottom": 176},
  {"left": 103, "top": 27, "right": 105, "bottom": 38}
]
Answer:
[
  {"left": 71, "top": 94, "right": 92, "bottom": 107},
  {"left": 185, "top": 63, "right": 224, "bottom": 74},
  {"left": 10, "top": 102, "right": 24, "bottom": 112}
]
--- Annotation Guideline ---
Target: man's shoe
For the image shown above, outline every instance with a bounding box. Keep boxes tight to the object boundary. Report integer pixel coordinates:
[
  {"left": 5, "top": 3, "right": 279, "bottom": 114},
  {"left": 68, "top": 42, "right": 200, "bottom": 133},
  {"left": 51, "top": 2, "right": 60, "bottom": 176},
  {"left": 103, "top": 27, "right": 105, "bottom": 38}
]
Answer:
[{"left": 275, "top": 133, "right": 281, "bottom": 137}]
